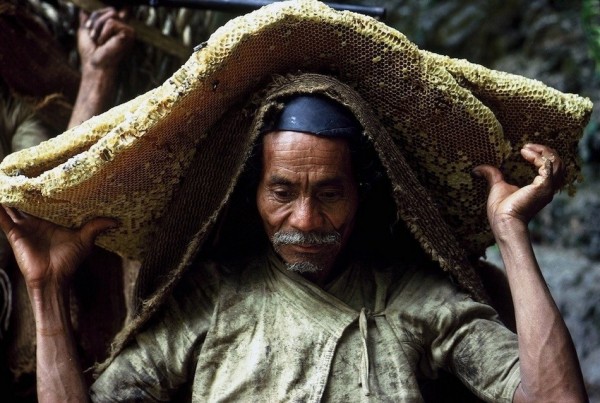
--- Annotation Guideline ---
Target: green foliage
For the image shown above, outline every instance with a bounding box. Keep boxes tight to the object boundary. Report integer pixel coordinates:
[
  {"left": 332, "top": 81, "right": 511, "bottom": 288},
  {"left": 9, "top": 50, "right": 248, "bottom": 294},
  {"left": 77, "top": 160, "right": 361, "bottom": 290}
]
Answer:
[{"left": 582, "top": 0, "right": 600, "bottom": 72}]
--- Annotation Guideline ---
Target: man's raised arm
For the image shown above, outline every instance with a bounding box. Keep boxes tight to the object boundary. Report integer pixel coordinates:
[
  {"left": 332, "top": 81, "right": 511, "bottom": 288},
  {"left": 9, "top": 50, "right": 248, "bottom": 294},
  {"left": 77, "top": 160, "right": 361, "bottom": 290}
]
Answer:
[
  {"left": 0, "top": 207, "right": 116, "bottom": 402},
  {"left": 474, "top": 143, "right": 588, "bottom": 402},
  {"left": 68, "top": 8, "right": 134, "bottom": 129}
]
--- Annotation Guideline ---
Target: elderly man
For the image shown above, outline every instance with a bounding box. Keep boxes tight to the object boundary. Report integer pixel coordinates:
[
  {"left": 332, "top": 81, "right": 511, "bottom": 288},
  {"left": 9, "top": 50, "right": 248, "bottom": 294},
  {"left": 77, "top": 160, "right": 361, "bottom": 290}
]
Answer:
[
  {"left": 0, "top": 0, "right": 593, "bottom": 401},
  {"left": 0, "top": 75, "right": 588, "bottom": 401}
]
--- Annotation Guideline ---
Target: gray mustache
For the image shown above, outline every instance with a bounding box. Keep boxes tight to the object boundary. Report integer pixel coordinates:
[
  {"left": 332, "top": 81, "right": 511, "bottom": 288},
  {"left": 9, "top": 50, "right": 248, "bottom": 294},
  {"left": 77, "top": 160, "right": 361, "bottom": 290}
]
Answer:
[{"left": 272, "top": 230, "right": 341, "bottom": 246}]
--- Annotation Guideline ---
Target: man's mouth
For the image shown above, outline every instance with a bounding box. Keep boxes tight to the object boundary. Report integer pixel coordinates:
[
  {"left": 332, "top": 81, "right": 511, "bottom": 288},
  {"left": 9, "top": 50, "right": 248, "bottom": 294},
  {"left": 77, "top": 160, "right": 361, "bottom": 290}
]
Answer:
[{"left": 288, "top": 243, "right": 328, "bottom": 253}]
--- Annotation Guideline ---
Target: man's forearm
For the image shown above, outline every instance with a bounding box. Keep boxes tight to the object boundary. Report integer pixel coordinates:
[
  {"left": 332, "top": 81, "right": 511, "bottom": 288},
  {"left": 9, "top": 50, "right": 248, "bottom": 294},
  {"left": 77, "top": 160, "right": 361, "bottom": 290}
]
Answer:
[
  {"left": 494, "top": 221, "right": 587, "bottom": 402},
  {"left": 68, "top": 67, "right": 118, "bottom": 129},
  {"left": 30, "top": 285, "right": 89, "bottom": 403}
]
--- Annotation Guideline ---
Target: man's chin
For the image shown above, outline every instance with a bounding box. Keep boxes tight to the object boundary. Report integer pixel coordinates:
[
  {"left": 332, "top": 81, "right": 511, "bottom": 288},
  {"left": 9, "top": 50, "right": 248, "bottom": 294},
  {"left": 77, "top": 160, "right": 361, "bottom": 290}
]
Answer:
[
  {"left": 278, "top": 250, "right": 337, "bottom": 274},
  {"left": 285, "top": 261, "right": 323, "bottom": 274}
]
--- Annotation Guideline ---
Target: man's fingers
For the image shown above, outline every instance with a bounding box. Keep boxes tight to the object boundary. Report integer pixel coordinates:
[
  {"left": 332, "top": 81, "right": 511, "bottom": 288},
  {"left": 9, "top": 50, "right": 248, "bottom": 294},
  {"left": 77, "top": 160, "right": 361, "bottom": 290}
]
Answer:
[
  {"left": 521, "top": 144, "right": 559, "bottom": 166},
  {"left": 521, "top": 144, "right": 565, "bottom": 189},
  {"left": 3, "top": 206, "right": 23, "bottom": 222},
  {"left": 87, "top": 8, "right": 119, "bottom": 42},
  {"left": 0, "top": 206, "right": 15, "bottom": 235},
  {"left": 532, "top": 158, "right": 553, "bottom": 187},
  {"left": 522, "top": 143, "right": 548, "bottom": 154},
  {"left": 521, "top": 146, "right": 547, "bottom": 167},
  {"left": 79, "top": 10, "right": 90, "bottom": 28},
  {"left": 87, "top": 8, "right": 118, "bottom": 27},
  {"left": 96, "top": 19, "right": 134, "bottom": 49}
]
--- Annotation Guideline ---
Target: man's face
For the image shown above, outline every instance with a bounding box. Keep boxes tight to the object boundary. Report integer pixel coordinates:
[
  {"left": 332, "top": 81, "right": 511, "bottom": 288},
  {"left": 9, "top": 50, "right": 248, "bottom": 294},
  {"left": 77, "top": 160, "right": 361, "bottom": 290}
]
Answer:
[{"left": 256, "top": 131, "right": 359, "bottom": 281}]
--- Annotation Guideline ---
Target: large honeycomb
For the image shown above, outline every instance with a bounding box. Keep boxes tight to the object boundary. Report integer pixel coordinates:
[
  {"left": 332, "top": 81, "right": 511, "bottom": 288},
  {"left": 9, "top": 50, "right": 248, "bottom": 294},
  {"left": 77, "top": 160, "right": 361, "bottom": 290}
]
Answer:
[{"left": 0, "top": 0, "right": 592, "bottom": 269}]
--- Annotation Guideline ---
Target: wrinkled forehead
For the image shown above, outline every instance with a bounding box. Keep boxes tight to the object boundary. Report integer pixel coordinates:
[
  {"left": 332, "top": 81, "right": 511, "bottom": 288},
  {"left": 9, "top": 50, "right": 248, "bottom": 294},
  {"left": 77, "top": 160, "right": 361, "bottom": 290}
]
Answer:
[{"left": 262, "top": 130, "right": 354, "bottom": 169}]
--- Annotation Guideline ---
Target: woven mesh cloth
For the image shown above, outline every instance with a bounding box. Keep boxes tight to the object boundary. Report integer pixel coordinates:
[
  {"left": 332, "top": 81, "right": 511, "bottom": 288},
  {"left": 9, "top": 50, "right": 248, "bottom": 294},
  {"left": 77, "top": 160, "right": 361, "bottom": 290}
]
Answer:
[{"left": 0, "top": 0, "right": 591, "bottom": 264}]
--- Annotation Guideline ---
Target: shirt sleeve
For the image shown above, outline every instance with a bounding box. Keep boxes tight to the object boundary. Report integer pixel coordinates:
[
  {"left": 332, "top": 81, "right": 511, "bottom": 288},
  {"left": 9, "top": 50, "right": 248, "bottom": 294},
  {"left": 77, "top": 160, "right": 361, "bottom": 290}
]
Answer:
[
  {"left": 90, "top": 262, "right": 220, "bottom": 402},
  {"left": 388, "top": 265, "right": 521, "bottom": 403}
]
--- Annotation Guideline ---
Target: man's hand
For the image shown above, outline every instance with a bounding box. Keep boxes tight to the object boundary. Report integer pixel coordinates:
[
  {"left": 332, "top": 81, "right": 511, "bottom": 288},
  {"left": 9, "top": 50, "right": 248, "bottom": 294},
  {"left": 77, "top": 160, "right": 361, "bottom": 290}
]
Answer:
[
  {"left": 473, "top": 143, "right": 565, "bottom": 232},
  {"left": 0, "top": 206, "right": 116, "bottom": 290},
  {"left": 68, "top": 8, "right": 135, "bottom": 129},
  {"left": 0, "top": 207, "right": 116, "bottom": 402},
  {"left": 78, "top": 8, "right": 135, "bottom": 75}
]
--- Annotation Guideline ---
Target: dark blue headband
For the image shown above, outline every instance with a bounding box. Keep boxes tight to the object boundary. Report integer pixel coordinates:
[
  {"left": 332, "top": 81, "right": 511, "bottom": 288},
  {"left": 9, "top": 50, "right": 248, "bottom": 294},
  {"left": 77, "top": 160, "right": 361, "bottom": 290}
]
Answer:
[{"left": 261, "top": 95, "right": 363, "bottom": 139}]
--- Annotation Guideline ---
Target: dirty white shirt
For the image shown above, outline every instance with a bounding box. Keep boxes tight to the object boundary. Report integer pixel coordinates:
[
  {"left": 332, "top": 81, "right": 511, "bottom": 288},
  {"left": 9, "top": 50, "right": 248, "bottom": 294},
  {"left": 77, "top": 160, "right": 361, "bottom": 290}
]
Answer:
[{"left": 91, "top": 252, "right": 520, "bottom": 402}]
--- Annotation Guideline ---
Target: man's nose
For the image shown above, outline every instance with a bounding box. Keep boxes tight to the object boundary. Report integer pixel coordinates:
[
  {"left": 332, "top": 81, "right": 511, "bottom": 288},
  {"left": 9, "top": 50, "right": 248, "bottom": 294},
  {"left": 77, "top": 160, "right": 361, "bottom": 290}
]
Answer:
[{"left": 289, "top": 197, "right": 324, "bottom": 232}]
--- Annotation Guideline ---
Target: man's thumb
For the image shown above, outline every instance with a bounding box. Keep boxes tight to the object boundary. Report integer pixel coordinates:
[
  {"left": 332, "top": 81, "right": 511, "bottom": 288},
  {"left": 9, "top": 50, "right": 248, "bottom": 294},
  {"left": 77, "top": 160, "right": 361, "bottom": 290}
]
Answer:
[{"left": 472, "top": 164, "right": 504, "bottom": 190}]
